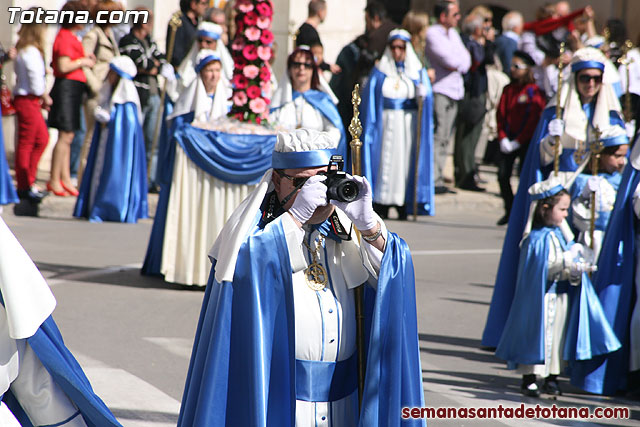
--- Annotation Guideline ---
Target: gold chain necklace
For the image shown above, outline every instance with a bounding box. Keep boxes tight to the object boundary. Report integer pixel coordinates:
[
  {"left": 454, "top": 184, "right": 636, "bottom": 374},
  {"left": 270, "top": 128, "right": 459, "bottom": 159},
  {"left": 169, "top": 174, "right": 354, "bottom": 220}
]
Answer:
[{"left": 302, "top": 234, "right": 328, "bottom": 291}]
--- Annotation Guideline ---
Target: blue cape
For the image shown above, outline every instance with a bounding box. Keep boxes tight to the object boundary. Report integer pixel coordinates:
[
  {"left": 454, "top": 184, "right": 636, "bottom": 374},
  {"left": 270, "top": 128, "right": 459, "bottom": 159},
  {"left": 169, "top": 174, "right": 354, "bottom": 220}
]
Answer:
[
  {"left": 0, "top": 104, "right": 18, "bottom": 205},
  {"left": 482, "top": 105, "right": 625, "bottom": 347},
  {"left": 360, "top": 67, "right": 435, "bottom": 215},
  {"left": 495, "top": 227, "right": 620, "bottom": 366},
  {"left": 74, "top": 102, "right": 148, "bottom": 223},
  {"left": 177, "top": 214, "right": 425, "bottom": 426},
  {"left": 0, "top": 297, "right": 121, "bottom": 426},
  {"left": 141, "top": 113, "right": 276, "bottom": 277},
  {"left": 569, "top": 172, "right": 622, "bottom": 232},
  {"left": 270, "top": 89, "right": 347, "bottom": 161},
  {"left": 568, "top": 161, "right": 640, "bottom": 394}
]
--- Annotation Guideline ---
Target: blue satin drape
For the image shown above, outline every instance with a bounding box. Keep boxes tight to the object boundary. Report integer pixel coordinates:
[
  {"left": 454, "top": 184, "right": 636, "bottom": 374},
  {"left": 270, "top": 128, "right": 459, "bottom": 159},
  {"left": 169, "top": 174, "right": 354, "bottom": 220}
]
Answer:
[
  {"left": 0, "top": 104, "right": 18, "bottom": 205},
  {"left": 177, "top": 214, "right": 426, "bottom": 427},
  {"left": 360, "top": 67, "right": 435, "bottom": 215},
  {"left": 495, "top": 227, "right": 620, "bottom": 366},
  {"left": 569, "top": 162, "right": 640, "bottom": 394},
  {"left": 74, "top": 102, "right": 148, "bottom": 223},
  {"left": 0, "top": 295, "right": 122, "bottom": 427},
  {"left": 482, "top": 106, "right": 626, "bottom": 348}
]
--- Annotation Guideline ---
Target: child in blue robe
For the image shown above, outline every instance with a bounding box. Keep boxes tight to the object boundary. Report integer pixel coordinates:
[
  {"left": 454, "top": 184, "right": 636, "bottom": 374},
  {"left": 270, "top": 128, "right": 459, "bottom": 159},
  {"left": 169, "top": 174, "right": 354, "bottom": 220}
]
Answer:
[
  {"left": 569, "top": 126, "right": 628, "bottom": 258},
  {"left": 73, "top": 55, "right": 148, "bottom": 223},
  {"left": 496, "top": 171, "right": 620, "bottom": 397}
]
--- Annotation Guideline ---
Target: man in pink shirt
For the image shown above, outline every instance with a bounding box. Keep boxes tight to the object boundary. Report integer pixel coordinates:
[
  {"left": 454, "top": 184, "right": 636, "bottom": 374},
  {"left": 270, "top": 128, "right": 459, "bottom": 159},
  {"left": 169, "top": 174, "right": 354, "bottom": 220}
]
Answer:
[{"left": 425, "top": 0, "right": 471, "bottom": 194}]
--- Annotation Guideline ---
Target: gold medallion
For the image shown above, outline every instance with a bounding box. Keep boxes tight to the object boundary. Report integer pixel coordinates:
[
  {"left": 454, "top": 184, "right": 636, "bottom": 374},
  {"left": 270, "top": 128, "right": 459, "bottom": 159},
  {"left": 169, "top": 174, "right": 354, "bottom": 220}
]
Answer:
[
  {"left": 305, "top": 262, "right": 328, "bottom": 291},
  {"left": 303, "top": 234, "right": 328, "bottom": 292}
]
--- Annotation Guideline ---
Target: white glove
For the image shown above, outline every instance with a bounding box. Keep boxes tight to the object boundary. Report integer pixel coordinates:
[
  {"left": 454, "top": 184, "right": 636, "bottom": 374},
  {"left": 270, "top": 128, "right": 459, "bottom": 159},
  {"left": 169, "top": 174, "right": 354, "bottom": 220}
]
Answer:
[
  {"left": 499, "top": 138, "right": 521, "bottom": 154},
  {"left": 626, "top": 119, "right": 636, "bottom": 139},
  {"left": 330, "top": 175, "right": 378, "bottom": 231},
  {"left": 288, "top": 175, "right": 327, "bottom": 225},
  {"left": 94, "top": 106, "right": 111, "bottom": 124},
  {"left": 160, "top": 63, "right": 176, "bottom": 82},
  {"left": 417, "top": 83, "right": 428, "bottom": 98},
  {"left": 569, "top": 243, "right": 585, "bottom": 259},
  {"left": 570, "top": 261, "right": 598, "bottom": 277},
  {"left": 548, "top": 118, "right": 565, "bottom": 137},
  {"left": 587, "top": 175, "right": 604, "bottom": 193}
]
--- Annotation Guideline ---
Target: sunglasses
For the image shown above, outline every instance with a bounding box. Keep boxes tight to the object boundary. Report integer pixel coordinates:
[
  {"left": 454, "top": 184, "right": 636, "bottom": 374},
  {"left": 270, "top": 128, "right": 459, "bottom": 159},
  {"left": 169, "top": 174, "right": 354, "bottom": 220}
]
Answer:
[
  {"left": 510, "top": 62, "right": 529, "bottom": 70},
  {"left": 578, "top": 74, "right": 603, "bottom": 84},
  {"left": 198, "top": 38, "right": 216, "bottom": 45},
  {"left": 389, "top": 44, "right": 406, "bottom": 51},
  {"left": 291, "top": 61, "right": 313, "bottom": 70},
  {"left": 275, "top": 170, "right": 309, "bottom": 187}
]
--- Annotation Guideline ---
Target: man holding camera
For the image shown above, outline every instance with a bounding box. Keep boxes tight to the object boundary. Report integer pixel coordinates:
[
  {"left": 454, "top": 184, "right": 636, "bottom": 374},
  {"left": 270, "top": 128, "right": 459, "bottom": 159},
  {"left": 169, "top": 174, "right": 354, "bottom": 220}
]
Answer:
[{"left": 177, "top": 129, "right": 425, "bottom": 426}]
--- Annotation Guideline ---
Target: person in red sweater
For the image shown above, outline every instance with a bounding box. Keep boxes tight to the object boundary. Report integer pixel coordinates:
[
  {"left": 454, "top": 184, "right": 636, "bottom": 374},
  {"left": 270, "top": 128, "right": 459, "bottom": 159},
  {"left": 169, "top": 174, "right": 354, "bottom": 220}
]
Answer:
[{"left": 496, "top": 50, "right": 547, "bottom": 225}]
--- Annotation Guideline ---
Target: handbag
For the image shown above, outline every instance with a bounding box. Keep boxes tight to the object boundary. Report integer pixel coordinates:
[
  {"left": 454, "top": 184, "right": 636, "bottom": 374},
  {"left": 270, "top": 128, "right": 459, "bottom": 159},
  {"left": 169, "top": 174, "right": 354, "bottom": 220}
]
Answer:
[{"left": 0, "top": 71, "right": 15, "bottom": 116}]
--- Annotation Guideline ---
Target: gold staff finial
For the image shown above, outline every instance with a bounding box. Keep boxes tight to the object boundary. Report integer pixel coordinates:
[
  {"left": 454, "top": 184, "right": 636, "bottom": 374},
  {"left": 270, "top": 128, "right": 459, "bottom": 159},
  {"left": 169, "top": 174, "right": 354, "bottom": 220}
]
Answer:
[
  {"left": 588, "top": 126, "right": 604, "bottom": 255},
  {"left": 348, "top": 85, "right": 362, "bottom": 142}
]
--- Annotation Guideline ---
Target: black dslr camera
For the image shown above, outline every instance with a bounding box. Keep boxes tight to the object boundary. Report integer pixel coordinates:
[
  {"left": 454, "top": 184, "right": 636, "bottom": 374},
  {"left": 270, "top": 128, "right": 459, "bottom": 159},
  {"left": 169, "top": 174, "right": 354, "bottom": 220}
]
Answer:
[{"left": 319, "top": 155, "right": 359, "bottom": 203}]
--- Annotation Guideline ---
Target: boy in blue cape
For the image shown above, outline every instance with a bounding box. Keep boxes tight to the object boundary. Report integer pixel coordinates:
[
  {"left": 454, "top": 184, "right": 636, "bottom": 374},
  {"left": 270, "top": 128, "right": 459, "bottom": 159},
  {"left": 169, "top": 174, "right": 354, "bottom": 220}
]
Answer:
[
  {"left": 177, "top": 129, "right": 425, "bottom": 426},
  {"left": 0, "top": 217, "right": 121, "bottom": 427}
]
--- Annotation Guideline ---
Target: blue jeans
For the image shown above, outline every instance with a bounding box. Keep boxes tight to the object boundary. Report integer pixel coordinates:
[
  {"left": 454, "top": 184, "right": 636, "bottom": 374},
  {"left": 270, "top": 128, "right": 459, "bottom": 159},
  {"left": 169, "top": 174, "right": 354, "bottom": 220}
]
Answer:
[
  {"left": 70, "top": 108, "right": 86, "bottom": 178},
  {"left": 143, "top": 94, "right": 161, "bottom": 185}
]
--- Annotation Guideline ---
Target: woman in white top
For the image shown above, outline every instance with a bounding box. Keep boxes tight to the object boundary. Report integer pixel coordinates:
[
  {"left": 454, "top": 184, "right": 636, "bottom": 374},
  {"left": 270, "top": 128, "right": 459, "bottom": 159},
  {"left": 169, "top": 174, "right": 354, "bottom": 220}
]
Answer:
[{"left": 13, "top": 13, "right": 50, "bottom": 206}]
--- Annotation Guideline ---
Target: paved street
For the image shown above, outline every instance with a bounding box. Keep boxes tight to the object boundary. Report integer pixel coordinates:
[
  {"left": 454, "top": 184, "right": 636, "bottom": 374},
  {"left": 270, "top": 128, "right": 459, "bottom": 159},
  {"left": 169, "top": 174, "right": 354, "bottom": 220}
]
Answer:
[{"left": 2, "top": 177, "right": 640, "bottom": 426}]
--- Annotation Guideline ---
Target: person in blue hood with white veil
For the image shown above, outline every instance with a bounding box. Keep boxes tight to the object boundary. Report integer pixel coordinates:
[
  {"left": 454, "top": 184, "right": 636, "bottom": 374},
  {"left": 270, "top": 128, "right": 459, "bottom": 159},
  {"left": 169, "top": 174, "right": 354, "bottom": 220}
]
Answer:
[
  {"left": 177, "top": 128, "right": 425, "bottom": 427},
  {"left": 74, "top": 55, "right": 148, "bottom": 223},
  {"left": 360, "top": 29, "right": 434, "bottom": 220}
]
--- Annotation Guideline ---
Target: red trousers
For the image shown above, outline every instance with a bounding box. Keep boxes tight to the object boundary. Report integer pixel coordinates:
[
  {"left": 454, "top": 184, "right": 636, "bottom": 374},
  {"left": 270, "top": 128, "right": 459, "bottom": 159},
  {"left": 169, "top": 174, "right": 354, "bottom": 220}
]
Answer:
[{"left": 14, "top": 95, "right": 49, "bottom": 190}]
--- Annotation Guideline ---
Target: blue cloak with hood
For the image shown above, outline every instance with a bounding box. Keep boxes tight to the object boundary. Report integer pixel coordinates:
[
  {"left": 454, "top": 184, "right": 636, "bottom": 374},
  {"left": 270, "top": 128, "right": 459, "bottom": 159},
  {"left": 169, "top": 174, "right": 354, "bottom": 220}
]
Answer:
[
  {"left": 495, "top": 226, "right": 620, "bottom": 366},
  {"left": 73, "top": 102, "right": 149, "bottom": 223},
  {"left": 360, "top": 67, "right": 435, "bottom": 215},
  {"left": 568, "top": 160, "right": 640, "bottom": 394},
  {"left": 482, "top": 105, "right": 625, "bottom": 348},
  {"left": 177, "top": 212, "right": 425, "bottom": 426}
]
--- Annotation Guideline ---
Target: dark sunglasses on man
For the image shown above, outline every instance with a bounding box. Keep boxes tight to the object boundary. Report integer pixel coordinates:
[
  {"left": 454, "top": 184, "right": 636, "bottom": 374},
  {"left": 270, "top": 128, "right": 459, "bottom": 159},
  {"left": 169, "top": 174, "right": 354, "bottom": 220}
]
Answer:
[{"left": 578, "top": 74, "right": 603, "bottom": 84}]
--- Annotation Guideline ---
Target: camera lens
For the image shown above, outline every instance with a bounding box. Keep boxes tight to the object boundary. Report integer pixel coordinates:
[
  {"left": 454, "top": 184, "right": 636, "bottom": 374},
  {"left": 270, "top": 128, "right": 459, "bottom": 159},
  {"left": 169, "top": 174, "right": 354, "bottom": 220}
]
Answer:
[{"left": 336, "top": 181, "right": 359, "bottom": 202}]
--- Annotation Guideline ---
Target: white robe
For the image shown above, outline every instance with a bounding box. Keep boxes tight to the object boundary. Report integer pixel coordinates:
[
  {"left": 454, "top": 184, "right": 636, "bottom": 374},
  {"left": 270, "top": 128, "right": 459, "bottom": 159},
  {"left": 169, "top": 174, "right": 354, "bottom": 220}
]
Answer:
[
  {"left": 280, "top": 211, "right": 385, "bottom": 426},
  {"left": 375, "top": 73, "right": 417, "bottom": 206}
]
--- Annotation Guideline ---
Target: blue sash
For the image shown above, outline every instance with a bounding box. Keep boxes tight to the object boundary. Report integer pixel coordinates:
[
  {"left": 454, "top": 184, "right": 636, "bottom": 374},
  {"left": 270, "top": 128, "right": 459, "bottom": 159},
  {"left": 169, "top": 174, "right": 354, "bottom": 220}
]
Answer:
[
  {"left": 382, "top": 97, "right": 417, "bottom": 110},
  {"left": 295, "top": 352, "right": 357, "bottom": 402}
]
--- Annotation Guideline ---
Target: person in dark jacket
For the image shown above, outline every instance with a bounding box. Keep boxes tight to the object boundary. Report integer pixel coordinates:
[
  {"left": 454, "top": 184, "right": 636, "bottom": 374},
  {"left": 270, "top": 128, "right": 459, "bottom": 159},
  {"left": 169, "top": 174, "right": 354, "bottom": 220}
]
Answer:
[{"left": 168, "top": 0, "right": 207, "bottom": 68}]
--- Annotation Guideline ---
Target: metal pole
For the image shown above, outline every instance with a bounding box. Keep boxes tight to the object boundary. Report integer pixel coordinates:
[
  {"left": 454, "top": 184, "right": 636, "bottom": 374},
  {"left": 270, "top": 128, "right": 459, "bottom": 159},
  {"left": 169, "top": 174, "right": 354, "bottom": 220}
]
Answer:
[
  {"left": 589, "top": 126, "right": 603, "bottom": 259},
  {"left": 348, "top": 84, "right": 366, "bottom": 408},
  {"left": 554, "top": 42, "right": 566, "bottom": 177},
  {"left": 413, "top": 95, "right": 423, "bottom": 222}
]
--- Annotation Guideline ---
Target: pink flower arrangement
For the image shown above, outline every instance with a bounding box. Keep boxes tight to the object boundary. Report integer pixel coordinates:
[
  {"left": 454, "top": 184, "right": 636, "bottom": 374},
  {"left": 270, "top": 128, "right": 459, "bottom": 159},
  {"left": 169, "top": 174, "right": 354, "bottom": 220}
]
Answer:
[
  {"left": 237, "top": 0, "right": 254, "bottom": 13},
  {"left": 256, "top": 16, "right": 271, "bottom": 29},
  {"left": 244, "top": 11, "right": 258, "bottom": 26},
  {"left": 249, "top": 97, "right": 267, "bottom": 114},
  {"left": 257, "top": 46, "right": 272, "bottom": 62},
  {"left": 260, "top": 29, "right": 273, "bottom": 45},
  {"left": 228, "top": 0, "right": 274, "bottom": 124},
  {"left": 247, "top": 86, "right": 262, "bottom": 99},
  {"left": 243, "top": 65, "right": 260, "bottom": 79},
  {"left": 259, "top": 66, "right": 270, "bottom": 81},
  {"left": 242, "top": 45, "right": 258, "bottom": 61},
  {"left": 233, "top": 91, "right": 248, "bottom": 106},
  {"left": 232, "top": 74, "right": 249, "bottom": 89},
  {"left": 256, "top": 2, "right": 272, "bottom": 17},
  {"left": 245, "top": 26, "right": 261, "bottom": 42}
]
